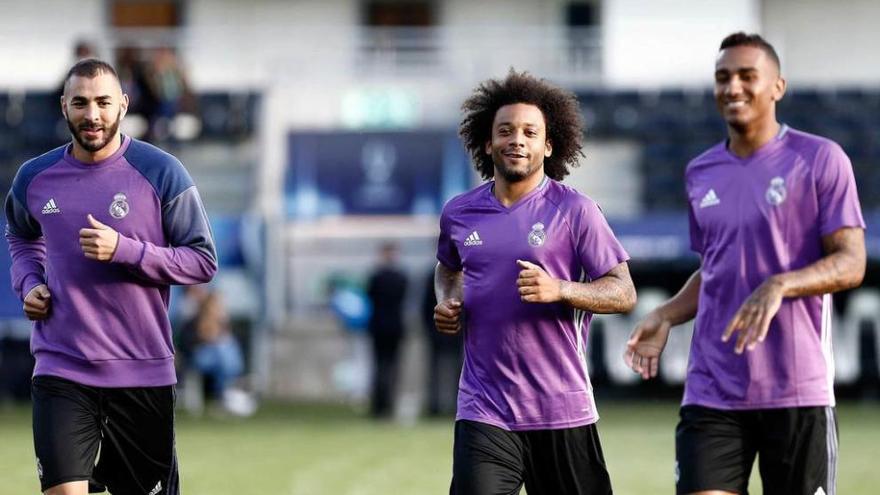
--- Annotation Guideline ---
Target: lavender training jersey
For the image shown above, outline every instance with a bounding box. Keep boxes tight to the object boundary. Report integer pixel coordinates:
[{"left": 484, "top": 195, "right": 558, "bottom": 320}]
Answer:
[
  {"left": 685, "top": 126, "right": 865, "bottom": 409},
  {"left": 437, "top": 178, "right": 629, "bottom": 431},
  {"left": 5, "top": 136, "right": 217, "bottom": 388}
]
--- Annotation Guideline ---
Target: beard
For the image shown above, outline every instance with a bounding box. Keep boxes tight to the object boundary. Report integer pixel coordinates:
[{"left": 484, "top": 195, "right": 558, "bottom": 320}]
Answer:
[
  {"left": 66, "top": 110, "right": 122, "bottom": 153},
  {"left": 492, "top": 150, "right": 542, "bottom": 183}
]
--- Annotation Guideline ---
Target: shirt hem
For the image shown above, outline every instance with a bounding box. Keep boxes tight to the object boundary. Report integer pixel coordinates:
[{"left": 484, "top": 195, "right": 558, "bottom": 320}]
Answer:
[
  {"left": 681, "top": 396, "right": 833, "bottom": 410},
  {"left": 34, "top": 350, "right": 176, "bottom": 388},
  {"left": 456, "top": 413, "right": 598, "bottom": 432}
]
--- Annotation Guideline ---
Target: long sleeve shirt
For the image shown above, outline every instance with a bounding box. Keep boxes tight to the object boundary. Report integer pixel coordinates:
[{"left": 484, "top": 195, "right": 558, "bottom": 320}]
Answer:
[{"left": 4, "top": 135, "right": 217, "bottom": 387}]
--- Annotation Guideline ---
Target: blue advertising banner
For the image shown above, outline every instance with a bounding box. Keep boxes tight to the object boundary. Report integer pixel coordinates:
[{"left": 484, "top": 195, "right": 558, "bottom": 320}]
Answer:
[{"left": 285, "top": 130, "right": 471, "bottom": 218}]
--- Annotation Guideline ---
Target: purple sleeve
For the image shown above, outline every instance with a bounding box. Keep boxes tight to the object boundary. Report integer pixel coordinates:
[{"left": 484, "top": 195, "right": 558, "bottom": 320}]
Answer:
[
  {"left": 436, "top": 205, "right": 462, "bottom": 271},
  {"left": 687, "top": 202, "right": 703, "bottom": 254},
  {"left": 815, "top": 143, "right": 865, "bottom": 235},
  {"left": 5, "top": 189, "right": 46, "bottom": 300},
  {"left": 6, "top": 230, "right": 46, "bottom": 301},
  {"left": 111, "top": 186, "right": 217, "bottom": 285},
  {"left": 575, "top": 200, "right": 629, "bottom": 280}
]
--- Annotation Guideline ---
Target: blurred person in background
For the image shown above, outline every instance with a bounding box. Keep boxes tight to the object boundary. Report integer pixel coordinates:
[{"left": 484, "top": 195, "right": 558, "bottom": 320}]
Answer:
[
  {"left": 5, "top": 58, "right": 216, "bottom": 495},
  {"left": 366, "top": 242, "right": 408, "bottom": 419},
  {"left": 420, "top": 266, "right": 461, "bottom": 417},
  {"left": 626, "top": 32, "right": 866, "bottom": 495},
  {"left": 116, "top": 46, "right": 158, "bottom": 142},
  {"left": 180, "top": 290, "right": 250, "bottom": 416},
  {"left": 435, "top": 71, "right": 636, "bottom": 495},
  {"left": 147, "top": 47, "right": 197, "bottom": 142}
]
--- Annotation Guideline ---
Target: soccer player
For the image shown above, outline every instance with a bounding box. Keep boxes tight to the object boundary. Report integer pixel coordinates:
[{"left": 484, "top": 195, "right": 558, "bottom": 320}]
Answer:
[
  {"left": 5, "top": 59, "right": 216, "bottom": 495},
  {"left": 625, "top": 33, "right": 865, "bottom": 495},
  {"left": 434, "top": 71, "right": 637, "bottom": 495}
]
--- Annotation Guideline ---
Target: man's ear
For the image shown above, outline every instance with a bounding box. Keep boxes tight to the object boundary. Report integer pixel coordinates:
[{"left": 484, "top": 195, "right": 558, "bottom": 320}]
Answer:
[
  {"left": 485, "top": 140, "right": 492, "bottom": 155},
  {"left": 772, "top": 76, "right": 787, "bottom": 102},
  {"left": 120, "top": 93, "right": 130, "bottom": 119},
  {"left": 545, "top": 139, "right": 552, "bottom": 157}
]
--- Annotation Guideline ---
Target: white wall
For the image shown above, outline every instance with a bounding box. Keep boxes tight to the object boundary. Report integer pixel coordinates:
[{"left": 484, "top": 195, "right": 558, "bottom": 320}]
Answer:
[
  {"left": 185, "top": 0, "right": 359, "bottom": 89},
  {"left": 0, "top": 0, "right": 105, "bottom": 89},
  {"left": 602, "top": 0, "right": 761, "bottom": 88},
  {"left": 763, "top": 0, "right": 880, "bottom": 85}
]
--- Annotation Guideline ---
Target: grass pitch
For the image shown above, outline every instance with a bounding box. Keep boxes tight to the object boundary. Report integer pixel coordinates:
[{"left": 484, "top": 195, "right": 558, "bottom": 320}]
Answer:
[{"left": 1, "top": 400, "right": 877, "bottom": 494}]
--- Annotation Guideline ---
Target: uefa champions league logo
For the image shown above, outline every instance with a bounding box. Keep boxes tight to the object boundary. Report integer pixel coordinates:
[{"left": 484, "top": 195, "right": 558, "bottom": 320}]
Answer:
[
  {"left": 109, "top": 193, "right": 130, "bottom": 219},
  {"left": 528, "top": 222, "right": 546, "bottom": 247},
  {"left": 765, "top": 176, "right": 787, "bottom": 206}
]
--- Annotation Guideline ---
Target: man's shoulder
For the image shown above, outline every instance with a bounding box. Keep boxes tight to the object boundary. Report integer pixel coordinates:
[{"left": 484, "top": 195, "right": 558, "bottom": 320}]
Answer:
[
  {"left": 123, "top": 137, "right": 185, "bottom": 170},
  {"left": 542, "top": 179, "right": 599, "bottom": 216},
  {"left": 10, "top": 144, "right": 67, "bottom": 204},
  {"left": 685, "top": 141, "right": 727, "bottom": 173},
  {"left": 122, "top": 138, "right": 194, "bottom": 201},
  {"left": 781, "top": 126, "right": 845, "bottom": 158},
  {"left": 441, "top": 182, "right": 492, "bottom": 216}
]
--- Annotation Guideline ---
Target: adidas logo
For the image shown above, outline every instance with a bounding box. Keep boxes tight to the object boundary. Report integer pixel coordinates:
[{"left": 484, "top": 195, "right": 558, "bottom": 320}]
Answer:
[
  {"left": 463, "top": 231, "right": 483, "bottom": 246},
  {"left": 147, "top": 481, "right": 162, "bottom": 495},
  {"left": 699, "top": 189, "right": 720, "bottom": 208},
  {"left": 41, "top": 198, "right": 60, "bottom": 214}
]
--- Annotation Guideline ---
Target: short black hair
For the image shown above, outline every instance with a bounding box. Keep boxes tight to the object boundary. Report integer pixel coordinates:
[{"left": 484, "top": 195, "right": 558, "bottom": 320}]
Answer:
[
  {"left": 459, "top": 70, "right": 585, "bottom": 181},
  {"left": 719, "top": 32, "right": 781, "bottom": 71},
  {"left": 63, "top": 58, "right": 119, "bottom": 94}
]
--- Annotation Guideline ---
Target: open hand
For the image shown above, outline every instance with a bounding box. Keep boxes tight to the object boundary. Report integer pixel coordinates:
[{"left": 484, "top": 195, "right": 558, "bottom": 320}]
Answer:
[
  {"left": 625, "top": 310, "right": 672, "bottom": 379},
  {"left": 722, "top": 278, "right": 784, "bottom": 354}
]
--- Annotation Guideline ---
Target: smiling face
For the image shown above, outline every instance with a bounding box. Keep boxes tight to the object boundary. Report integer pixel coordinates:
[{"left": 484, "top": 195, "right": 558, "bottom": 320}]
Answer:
[
  {"left": 714, "top": 45, "right": 785, "bottom": 133},
  {"left": 485, "top": 103, "right": 552, "bottom": 184},
  {"left": 61, "top": 71, "right": 128, "bottom": 161}
]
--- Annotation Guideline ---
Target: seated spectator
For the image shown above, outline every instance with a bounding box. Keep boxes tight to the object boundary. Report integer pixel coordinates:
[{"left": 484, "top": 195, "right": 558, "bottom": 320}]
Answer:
[{"left": 180, "top": 291, "right": 253, "bottom": 416}]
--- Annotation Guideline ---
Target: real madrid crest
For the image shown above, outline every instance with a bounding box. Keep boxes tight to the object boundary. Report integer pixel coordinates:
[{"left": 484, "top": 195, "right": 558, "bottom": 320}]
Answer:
[
  {"left": 528, "top": 222, "right": 546, "bottom": 247},
  {"left": 765, "top": 176, "right": 786, "bottom": 206},
  {"left": 109, "top": 193, "right": 130, "bottom": 219}
]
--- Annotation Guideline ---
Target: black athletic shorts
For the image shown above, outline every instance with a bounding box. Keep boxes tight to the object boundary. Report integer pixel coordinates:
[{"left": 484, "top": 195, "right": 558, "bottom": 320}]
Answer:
[
  {"left": 675, "top": 405, "right": 837, "bottom": 495},
  {"left": 450, "top": 419, "right": 613, "bottom": 495},
  {"left": 32, "top": 375, "right": 179, "bottom": 494}
]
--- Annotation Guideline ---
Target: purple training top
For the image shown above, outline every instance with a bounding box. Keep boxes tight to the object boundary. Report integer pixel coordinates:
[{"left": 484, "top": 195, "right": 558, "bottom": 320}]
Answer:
[
  {"left": 437, "top": 178, "right": 629, "bottom": 431},
  {"left": 5, "top": 136, "right": 217, "bottom": 388},
  {"left": 685, "top": 126, "right": 865, "bottom": 409}
]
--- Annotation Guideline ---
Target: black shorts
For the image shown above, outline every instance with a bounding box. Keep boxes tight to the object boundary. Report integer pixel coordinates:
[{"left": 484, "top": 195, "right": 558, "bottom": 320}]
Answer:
[
  {"left": 450, "top": 420, "right": 612, "bottom": 495},
  {"left": 32, "top": 375, "right": 179, "bottom": 494},
  {"left": 675, "top": 405, "right": 837, "bottom": 495}
]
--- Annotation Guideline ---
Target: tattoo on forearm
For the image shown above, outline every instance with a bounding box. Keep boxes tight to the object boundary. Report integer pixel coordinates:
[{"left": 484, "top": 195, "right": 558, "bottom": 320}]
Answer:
[{"left": 561, "top": 263, "right": 636, "bottom": 314}]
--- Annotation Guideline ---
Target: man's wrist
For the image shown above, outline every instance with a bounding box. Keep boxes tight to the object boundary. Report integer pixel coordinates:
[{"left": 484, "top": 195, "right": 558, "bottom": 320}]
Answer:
[
  {"left": 766, "top": 274, "right": 789, "bottom": 296},
  {"left": 558, "top": 279, "right": 571, "bottom": 303}
]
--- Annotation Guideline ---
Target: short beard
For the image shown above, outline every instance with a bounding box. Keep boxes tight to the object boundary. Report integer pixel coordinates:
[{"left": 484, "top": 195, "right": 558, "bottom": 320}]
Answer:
[
  {"left": 67, "top": 109, "right": 122, "bottom": 153},
  {"left": 493, "top": 153, "right": 542, "bottom": 183}
]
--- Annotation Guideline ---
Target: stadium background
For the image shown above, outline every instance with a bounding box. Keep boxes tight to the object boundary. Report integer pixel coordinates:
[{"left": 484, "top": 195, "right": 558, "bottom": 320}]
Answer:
[{"left": 0, "top": 0, "right": 878, "bottom": 493}]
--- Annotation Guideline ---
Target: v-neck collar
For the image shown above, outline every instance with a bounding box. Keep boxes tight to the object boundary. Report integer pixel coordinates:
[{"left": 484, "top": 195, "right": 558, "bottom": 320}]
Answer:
[
  {"left": 723, "top": 124, "right": 789, "bottom": 164},
  {"left": 487, "top": 175, "right": 550, "bottom": 212}
]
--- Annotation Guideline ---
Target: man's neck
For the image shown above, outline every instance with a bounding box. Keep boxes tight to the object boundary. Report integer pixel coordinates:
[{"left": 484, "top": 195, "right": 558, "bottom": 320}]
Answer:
[
  {"left": 71, "top": 133, "right": 122, "bottom": 163},
  {"left": 493, "top": 170, "right": 546, "bottom": 207},
  {"left": 727, "top": 120, "right": 781, "bottom": 158}
]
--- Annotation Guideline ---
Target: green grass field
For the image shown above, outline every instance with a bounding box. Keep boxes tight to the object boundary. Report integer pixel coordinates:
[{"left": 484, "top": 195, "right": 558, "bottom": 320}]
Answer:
[{"left": 1, "top": 400, "right": 878, "bottom": 494}]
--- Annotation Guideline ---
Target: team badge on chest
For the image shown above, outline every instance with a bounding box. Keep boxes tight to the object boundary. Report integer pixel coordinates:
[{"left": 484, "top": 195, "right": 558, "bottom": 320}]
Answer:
[
  {"left": 109, "top": 193, "right": 130, "bottom": 219},
  {"left": 528, "top": 222, "right": 546, "bottom": 247},
  {"left": 765, "top": 176, "right": 787, "bottom": 206}
]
